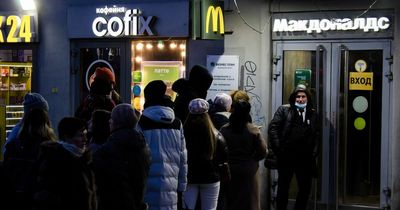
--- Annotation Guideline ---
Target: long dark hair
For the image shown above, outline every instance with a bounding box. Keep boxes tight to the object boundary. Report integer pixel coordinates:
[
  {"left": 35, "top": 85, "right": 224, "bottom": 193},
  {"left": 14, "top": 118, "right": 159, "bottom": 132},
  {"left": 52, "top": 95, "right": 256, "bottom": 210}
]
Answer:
[
  {"left": 184, "top": 113, "right": 216, "bottom": 160},
  {"left": 229, "top": 100, "right": 251, "bottom": 133},
  {"left": 17, "top": 108, "right": 56, "bottom": 145}
]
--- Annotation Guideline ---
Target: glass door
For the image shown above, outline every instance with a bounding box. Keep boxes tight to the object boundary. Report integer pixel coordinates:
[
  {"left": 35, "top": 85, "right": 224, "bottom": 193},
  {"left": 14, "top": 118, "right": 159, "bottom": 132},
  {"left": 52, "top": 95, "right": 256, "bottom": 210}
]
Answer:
[
  {"left": 273, "top": 41, "right": 332, "bottom": 208},
  {"left": 332, "top": 42, "right": 391, "bottom": 209},
  {"left": 70, "top": 41, "right": 128, "bottom": 112},
  {"left": 272, "top": 40, "right": 391, "bottom": 209}
]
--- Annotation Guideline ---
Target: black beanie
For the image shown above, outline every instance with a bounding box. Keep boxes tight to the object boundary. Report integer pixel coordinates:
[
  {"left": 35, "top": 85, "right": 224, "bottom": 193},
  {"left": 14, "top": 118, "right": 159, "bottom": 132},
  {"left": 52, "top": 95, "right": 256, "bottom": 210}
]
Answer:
[
  {"left": 144, "top": 80, "right": 167, "bottom": 107},
  {"left": 188, "top": 65, "right": 213, "bottom": 93}
]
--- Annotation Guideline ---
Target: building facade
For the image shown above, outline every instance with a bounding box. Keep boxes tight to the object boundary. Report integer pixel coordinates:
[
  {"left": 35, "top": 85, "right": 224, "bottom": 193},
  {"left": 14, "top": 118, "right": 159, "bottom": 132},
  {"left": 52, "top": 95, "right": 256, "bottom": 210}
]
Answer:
[{"left": 1, "top": 0, "right": 399, "bottom": 209}]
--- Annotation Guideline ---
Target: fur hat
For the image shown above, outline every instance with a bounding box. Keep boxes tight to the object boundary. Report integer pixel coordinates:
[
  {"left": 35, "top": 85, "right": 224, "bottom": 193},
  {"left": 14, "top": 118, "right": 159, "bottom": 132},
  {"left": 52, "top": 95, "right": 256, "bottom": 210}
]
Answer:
[
  {"left": 111, "top": 103, "right": 137, "bottom": 130},
  {"left": 23, "top": 93, "right": 49, "bottom": 114},
  {"left": 144, "top": 80, "right": 167, "bottom": 107},
  {"left": 189, "top": 98, "right": 209, "bottom": 114},
  {"left": 95, "top": 67, "right": 115, "bottom": 83},
  {"left": 213, "top": 93, "right": 232, "bottom": 112}
]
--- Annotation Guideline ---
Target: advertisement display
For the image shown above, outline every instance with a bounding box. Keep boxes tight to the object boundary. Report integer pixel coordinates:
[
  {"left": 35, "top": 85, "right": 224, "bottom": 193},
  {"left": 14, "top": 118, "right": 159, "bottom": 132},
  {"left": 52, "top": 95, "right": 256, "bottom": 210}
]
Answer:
[
  {"left": 206, "top": 55, "right": 239, "bottom": 100},
  {"left": 142, "top": 61, "right": 182, "bottom": 99}
]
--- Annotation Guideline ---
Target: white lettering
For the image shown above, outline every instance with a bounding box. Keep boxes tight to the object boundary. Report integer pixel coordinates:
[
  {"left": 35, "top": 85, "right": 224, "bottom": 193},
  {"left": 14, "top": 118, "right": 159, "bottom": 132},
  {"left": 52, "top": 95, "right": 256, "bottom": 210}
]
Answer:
[
  {"left": 272, "top": 19, "right": 288, "bottom": 32},
  {"left": 377, "top": 17, "right": 390, "bottom": 30},
  {"left": 273, "top": 16, "right": 391, "bottom": 33},
  {"left": 92, "top": 9, "right": 154, "bottom": 37},
  {"left": 92, "top": 17, "right": 107, "bottom": 36}
]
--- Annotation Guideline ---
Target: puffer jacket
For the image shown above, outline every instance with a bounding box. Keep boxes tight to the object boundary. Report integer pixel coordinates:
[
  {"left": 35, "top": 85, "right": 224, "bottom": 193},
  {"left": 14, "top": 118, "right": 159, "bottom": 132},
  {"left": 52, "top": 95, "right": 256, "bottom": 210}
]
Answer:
[
  {"left": 93, "top": 128, "right": 151, "bottom": 210},
  {"left": 138, "top": 106, "right": 188, "bottom": 210}
]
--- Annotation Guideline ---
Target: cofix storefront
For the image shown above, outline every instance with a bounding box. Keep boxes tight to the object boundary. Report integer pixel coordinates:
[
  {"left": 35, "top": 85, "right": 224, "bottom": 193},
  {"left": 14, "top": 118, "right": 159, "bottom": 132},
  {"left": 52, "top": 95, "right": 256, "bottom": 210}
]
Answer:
[
  {"left": 68, "top": 0, "right": 225, "bottom": 113},
  {"left": 271, "top": 10, "right": 393, "bottom": 209},
  {"left": 0, "top": 10, "right": 38, "bottom": 152},
  {"left": 67, "top": 2, "right": 190, "bottom": 111}
]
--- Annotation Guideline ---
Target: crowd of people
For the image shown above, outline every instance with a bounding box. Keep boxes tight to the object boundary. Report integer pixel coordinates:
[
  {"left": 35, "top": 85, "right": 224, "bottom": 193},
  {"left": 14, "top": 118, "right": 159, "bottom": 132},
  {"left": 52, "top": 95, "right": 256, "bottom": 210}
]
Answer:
[{"left": 0, "top": 65, "right": 318, "bottom": 210}]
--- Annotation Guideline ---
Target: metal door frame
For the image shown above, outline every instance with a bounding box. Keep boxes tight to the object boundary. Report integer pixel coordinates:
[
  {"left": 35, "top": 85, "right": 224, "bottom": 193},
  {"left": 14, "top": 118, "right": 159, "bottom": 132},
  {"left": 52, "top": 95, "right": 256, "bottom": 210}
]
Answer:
[
  {"left": 331, "top": 40, "right": 392, "bottom": 209},
  {"left": 70, "top": 40, "right": 130, "bottom": 112},
  {"left": 272, "top": 39, "right": 392, "bottom": 209}
]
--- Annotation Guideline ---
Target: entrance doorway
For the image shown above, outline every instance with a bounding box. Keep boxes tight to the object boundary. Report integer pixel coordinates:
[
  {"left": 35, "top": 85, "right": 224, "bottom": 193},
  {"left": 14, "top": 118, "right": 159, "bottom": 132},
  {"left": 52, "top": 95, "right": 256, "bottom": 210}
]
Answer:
[
  {"left": 272, "top": 40, "right": 391, "bottom": 209},
  {"left": 70, "top": 41, "right": 128, "bottom": 113}
]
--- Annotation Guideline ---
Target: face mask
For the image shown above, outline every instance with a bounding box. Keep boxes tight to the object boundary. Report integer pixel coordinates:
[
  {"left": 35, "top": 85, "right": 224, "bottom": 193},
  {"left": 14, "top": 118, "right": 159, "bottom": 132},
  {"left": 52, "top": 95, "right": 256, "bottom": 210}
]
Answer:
[{"left": 295, "top": 102, "right": 307, "bottom": 109}]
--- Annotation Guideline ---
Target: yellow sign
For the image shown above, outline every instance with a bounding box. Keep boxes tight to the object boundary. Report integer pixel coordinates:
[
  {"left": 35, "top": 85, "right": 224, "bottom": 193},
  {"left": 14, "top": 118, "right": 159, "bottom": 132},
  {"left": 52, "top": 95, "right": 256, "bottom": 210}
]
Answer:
[
  {"left": 0, "top": 15, "right": 33, "bottom": 43},
  {"left": 205, "top": 6, "right": 224, "bottom": 34},
  {"left": 349, "top": 72, "right": 373, "bottom": 90}
]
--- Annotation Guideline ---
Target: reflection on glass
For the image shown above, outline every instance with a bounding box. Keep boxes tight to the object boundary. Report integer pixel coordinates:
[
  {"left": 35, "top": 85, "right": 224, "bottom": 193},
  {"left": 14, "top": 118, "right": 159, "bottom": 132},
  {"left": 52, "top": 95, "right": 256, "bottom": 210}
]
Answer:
[{"left": 339, "top": 50, "right": 382, "bottom": 206}]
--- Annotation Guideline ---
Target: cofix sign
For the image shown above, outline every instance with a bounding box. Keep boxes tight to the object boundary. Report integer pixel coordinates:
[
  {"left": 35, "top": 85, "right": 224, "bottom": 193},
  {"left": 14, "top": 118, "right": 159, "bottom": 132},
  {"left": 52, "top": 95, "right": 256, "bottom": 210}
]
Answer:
[
  {"left": 68, "top": 2, "right": 189, "bottom": 39},
  {"left": 92, "top": 6, "right": 155, "bottom": 37}
]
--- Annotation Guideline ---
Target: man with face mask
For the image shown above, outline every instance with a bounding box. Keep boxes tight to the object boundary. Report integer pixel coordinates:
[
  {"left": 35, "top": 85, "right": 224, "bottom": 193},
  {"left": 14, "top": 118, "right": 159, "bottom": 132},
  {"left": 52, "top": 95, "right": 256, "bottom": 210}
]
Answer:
[{"left": 267, "top": 84, "right": 319, "bottom": 210}]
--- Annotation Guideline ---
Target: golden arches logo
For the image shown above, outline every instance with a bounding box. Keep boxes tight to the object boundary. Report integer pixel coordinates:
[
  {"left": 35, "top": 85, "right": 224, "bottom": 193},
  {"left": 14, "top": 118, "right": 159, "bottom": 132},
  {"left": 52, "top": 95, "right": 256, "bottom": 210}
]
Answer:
[{"left": 205, "top": 6, "right": 224, "bottom": 34}]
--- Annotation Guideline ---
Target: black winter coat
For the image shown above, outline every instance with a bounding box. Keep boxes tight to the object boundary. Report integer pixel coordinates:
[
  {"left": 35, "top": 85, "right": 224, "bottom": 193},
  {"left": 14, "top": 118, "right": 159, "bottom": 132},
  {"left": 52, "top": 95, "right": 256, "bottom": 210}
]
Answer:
[
  {"left": 33, "top": 142, "right": 97, "bottom": 210},
  {"left": 93, "top": 128, "right": 151, "bottom": 210},
  {"left": 268, "top": 104, "right": 319, "bottom": 160}
]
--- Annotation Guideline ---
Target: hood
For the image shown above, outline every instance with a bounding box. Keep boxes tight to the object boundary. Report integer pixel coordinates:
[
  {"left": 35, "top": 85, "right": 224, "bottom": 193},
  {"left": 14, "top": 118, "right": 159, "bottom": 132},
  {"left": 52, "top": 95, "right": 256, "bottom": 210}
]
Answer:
[{"left": 142, "top": 105, "right": 176, "bottom": 124}]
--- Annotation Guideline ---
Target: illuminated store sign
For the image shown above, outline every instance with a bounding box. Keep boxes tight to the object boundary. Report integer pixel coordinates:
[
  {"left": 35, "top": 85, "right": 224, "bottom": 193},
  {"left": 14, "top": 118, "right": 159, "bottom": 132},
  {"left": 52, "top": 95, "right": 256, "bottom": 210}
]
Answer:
[
  {"left": 92, "top": 6, "right": 155, "bottom": 37},
  {"left": 273, "top": 17, "right": 390, "bottom": 33},
  {"left": 200, "top": 0, "right": 224, "bottom": 40},
  {"left": 205, "top": 6, "right": 224, "bottom": 34},
  {"left": 0, "top": 12, "right": 38, "bottom": 43},
  {"left": 271, "top": 10, "right": 393, "bottom": 40}
]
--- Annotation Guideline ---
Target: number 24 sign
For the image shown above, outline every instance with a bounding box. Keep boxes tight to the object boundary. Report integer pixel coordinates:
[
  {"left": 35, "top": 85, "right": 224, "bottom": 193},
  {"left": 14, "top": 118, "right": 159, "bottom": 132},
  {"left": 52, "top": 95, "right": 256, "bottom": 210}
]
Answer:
[{"left": 0, "top": 15, "right": 33, "bottom": 43}]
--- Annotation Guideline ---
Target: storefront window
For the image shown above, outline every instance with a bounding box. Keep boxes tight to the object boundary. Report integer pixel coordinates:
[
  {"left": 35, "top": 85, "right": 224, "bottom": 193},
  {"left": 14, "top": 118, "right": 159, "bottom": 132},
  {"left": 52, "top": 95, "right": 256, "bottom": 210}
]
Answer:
[
  {"left": 0, "top": 49, "right": 33, "bottom": 146},
  {"left": 131, "top": 40, "right": 186, "bottom": 111}
]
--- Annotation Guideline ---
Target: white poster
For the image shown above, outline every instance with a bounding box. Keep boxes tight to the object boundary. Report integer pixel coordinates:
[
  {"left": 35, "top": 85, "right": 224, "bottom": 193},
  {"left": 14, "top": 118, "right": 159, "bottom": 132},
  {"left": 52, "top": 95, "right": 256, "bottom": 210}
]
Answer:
[{"left": 206, "top": 55, "right": 239, "bottom": 100}]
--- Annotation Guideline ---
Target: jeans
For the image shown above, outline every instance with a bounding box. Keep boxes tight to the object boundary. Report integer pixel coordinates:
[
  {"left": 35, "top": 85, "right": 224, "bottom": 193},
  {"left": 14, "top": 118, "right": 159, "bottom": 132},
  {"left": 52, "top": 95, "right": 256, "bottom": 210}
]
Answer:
[{"left": 183, "top": 182, "right": 220, "bottom": 210}]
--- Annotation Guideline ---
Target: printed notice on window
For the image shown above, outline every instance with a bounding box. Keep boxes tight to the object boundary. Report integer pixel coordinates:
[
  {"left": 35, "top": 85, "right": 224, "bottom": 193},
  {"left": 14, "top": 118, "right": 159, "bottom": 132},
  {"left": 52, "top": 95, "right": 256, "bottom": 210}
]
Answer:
[{"left": 206, "top": 55, "right": 239, "bottom": 100}]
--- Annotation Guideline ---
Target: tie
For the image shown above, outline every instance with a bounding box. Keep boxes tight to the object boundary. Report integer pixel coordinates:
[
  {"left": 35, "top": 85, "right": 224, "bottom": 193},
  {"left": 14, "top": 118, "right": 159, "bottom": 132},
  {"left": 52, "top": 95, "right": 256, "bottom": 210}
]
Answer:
[{"left": 299, "top": 109, "right": 305, "bottom": 123}]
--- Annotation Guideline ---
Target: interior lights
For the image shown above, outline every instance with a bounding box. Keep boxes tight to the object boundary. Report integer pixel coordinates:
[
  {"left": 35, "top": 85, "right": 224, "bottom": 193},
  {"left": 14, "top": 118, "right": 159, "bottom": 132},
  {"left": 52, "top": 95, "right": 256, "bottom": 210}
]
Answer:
[
  {"left": 136, "top": 43, "right": 144, "bottom": 50},
  {"left": 179, "top": 44, "right": 186, "bottom": 50},
  {"left": 181, "top": 51, "right": 186, "bottom": 57},
  {"left": 135, "top": 56, "right": 142, "bottom": 63},
  {"left": 146, "top": 43, "right": 153, "bottom": 50},
  {"left": 157, "top": 41, "right": 164, "bottom": 49},
  {"left": 170, "top": 43, "right": 177, "bottom": 49}
]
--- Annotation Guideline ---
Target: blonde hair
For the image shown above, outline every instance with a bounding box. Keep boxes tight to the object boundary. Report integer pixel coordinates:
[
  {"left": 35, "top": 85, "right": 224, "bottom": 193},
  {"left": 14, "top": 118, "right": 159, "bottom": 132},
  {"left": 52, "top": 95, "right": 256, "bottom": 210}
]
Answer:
[{"left": 230, "top": 90, "right": 250, "bottom": 104}]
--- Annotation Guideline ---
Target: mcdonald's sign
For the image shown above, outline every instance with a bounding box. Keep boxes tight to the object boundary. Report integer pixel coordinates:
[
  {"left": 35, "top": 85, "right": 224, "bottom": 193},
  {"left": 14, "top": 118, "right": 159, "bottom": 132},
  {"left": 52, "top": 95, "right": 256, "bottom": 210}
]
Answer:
[
  {"left": 205, "top": 6, "right": 224, "bottom": 34},
  {"left": 200, "top": 0, "right": 224, "bottom": 40}
]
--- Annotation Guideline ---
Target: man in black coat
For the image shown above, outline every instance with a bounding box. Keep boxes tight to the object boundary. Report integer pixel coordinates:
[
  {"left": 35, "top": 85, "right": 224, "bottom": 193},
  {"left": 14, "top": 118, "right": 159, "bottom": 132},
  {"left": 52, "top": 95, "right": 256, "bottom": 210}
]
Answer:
[{"left": 268, "top": 85, "right": 319, "bottom": 210}]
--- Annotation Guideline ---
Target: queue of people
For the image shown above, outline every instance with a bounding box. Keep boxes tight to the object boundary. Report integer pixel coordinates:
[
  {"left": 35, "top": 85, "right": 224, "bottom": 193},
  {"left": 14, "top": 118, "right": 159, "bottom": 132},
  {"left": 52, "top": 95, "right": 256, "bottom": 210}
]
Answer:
[{"left": 0, "top": 65, "right": 318, "bottom": 210}]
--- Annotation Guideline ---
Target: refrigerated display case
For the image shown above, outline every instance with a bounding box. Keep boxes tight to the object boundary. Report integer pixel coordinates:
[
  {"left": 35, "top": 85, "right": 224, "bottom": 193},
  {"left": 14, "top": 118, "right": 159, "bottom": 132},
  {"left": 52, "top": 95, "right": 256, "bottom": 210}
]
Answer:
[{"left": 0, "top": 62, "right": 32, "bottom": 150}]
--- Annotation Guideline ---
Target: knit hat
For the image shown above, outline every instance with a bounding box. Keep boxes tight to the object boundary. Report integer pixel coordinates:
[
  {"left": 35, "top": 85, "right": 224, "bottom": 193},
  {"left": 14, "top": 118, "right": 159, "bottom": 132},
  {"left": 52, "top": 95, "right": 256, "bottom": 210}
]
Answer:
[
  {"left": 23, "top": 93, "right": 49, "bottom": 114},
  {"left": 289, "top": 84, "right": 312, "bottom": 106},
  {"left": 95, "top": 67, "right": 115, "bottom": 83},
  {"left": 189, "top": 98, "right": 209, "bottom": 114},
  {"left": 144, "top": 80, "right": 167, "bottom": 107},
  {"left": 213, "top": 93, "right": 232, "bottom": 112},
  {"left": 111, "top": 103, "right": 137, "bottom": 130},
  {"left": 188, "top": 65, "right": 213, "bottom": 94}
]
